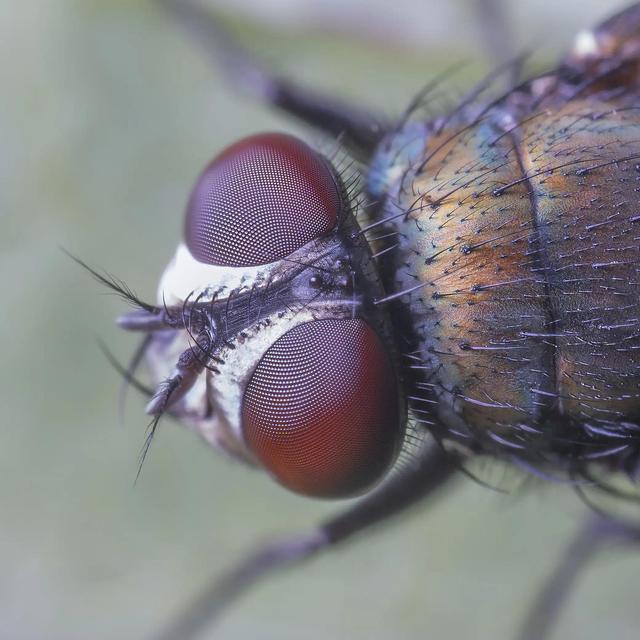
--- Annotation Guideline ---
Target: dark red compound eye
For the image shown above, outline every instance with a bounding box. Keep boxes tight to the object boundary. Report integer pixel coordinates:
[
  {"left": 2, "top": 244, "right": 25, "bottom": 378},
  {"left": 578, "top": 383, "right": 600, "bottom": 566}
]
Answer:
[
  {"left": 242, "top": 319, "right": 403, "bottom": 498},
  {"left": 184, "top": 132, "right": 340, "bottom": 267}
]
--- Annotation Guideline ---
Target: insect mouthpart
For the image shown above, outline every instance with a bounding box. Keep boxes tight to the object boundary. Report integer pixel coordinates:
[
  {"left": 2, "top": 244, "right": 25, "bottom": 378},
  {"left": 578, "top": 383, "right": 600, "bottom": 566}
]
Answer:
[{"left": 118, "top": 132, "right": 406, "bottom": 498}]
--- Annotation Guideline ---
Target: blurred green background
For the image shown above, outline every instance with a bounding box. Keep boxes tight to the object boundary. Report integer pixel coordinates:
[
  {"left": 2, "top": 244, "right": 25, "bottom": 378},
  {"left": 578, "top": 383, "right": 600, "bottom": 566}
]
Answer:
[{"left": 3, "top": 1, "right": 640, "bottom": 639}]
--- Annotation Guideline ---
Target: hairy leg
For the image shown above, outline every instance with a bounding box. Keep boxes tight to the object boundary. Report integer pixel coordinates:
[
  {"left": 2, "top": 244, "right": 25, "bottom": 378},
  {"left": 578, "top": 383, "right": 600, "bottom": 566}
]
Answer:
[{"left": 157, "top": 0, "right": 388, "bottom": 161}]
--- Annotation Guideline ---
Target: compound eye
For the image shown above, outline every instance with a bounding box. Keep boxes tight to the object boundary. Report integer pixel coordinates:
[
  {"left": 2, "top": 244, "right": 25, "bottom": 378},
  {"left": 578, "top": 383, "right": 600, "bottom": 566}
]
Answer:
[
  {"left": 185, "top": 133, "right": 340, "bottom": 267},
  {"left": 242, "top": 319, "right": 402, "bottom": 498}
]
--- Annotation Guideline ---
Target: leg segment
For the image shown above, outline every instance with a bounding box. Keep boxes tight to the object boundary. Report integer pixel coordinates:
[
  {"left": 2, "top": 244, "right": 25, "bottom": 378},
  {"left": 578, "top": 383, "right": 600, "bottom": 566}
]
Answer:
[
  {"left": 157, "top": 0, "right": 388, "bottom": 160},
  {"left": 517, "top": 512, "right": 640, "bottom": 640},
  {"left": 146, "top": 444, "right": 459, "bottom": 640}
]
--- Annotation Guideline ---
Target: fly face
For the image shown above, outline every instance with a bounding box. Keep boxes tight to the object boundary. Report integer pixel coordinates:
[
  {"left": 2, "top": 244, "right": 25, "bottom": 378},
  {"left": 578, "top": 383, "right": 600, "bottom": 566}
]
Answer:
[{"left": 122, "top": 131, "right": 405, "bottom": 497}]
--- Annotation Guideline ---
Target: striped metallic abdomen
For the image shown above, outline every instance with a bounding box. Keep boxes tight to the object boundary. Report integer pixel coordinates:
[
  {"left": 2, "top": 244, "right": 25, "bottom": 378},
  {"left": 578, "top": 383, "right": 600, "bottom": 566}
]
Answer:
[{"left": 379, "top": 99, "right": 640, "bottom": 457}]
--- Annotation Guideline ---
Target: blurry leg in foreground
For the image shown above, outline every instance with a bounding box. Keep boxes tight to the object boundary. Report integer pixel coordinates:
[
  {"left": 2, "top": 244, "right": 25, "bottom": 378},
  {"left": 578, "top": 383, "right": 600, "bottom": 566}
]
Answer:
[
  {"left": 157, "top": 0, "right": 388, "bottom": 161},
  {"left": 148, "top": 444, "right": 458, "bottom": 640},
  {"left": 517, "top": 512, "right": 640, "bottom": 640}
]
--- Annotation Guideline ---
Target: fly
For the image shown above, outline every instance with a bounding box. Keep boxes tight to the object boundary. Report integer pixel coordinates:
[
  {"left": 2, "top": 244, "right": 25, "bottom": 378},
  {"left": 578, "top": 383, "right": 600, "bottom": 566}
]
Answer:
[{"left": 90, "top": 2, "right": 640, "bottom": 639}]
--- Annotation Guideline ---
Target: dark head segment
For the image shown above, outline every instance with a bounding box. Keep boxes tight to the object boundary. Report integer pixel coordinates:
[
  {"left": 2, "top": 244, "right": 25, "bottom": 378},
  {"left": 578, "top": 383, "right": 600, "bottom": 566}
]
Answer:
[
  {"left": 242, "top": 319, "right": 403, "bottom": 498},
  {"left": 185, "top": 132, "right": 341, "bottom": 266}
]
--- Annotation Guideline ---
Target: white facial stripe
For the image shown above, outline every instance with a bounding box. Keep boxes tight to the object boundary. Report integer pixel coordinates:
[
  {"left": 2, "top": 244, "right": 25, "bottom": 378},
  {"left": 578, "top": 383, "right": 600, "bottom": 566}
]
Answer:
[
  {"left": 210, "top": 307, "right": 319, "bottom": 445},
  {"left": 157, "top": 243, "right": 280, "bottom": 306}
]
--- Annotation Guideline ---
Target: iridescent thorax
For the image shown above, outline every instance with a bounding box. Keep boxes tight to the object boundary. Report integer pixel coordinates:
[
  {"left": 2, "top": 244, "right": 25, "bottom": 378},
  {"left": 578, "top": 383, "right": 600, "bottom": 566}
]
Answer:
[{"left": 369, "top": 92, "right": 640, "bottom": 462}]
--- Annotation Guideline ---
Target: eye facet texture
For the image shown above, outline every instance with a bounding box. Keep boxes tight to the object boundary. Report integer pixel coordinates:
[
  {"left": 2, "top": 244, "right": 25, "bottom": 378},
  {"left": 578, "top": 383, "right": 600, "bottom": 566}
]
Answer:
[
  {"left": 242, "top": 319, "right": 402, "bottom": 498},
  {"left": 185, "top": 133, "right": 340, "bottom": 267}
]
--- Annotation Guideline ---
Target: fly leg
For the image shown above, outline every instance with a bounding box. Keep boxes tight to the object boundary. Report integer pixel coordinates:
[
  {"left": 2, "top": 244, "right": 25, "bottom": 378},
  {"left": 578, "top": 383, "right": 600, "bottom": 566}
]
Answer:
[
  {"left": 146, "top": 444, "right": 458, "bottom": 640},
  {"left": 516, "top": 512, "right": 640, "bottom": 640},
  {"left": 157, "top": 0, "right": 387, "bottom": 161}
]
